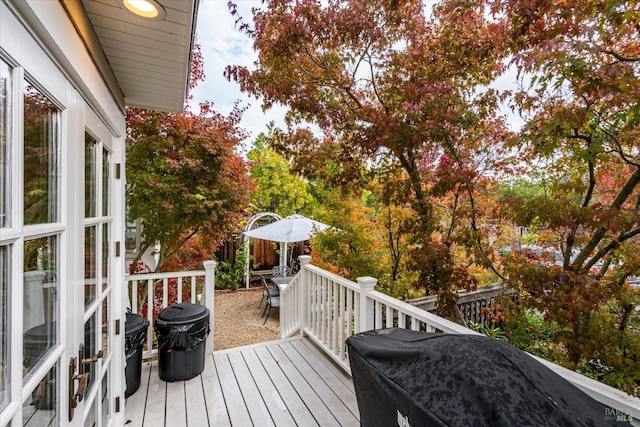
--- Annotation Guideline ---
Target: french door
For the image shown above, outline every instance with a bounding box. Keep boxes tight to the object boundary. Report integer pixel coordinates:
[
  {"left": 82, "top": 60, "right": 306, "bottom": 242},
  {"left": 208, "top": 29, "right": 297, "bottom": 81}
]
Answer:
[
  {"left": 0, "top": 52, "right": 120, "bottom": 426},
  {"left": 77, "top": 106, "right": 117, "bottom": 427}
]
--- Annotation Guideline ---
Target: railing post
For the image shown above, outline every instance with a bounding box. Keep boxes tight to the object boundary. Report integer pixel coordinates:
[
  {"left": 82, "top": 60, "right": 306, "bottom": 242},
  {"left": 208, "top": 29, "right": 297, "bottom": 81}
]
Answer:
[
  {"left": 356, "top": 276, "right": 377, "bottom": 333},
  {"left": 203, "top": 260, "right": 216, "bottom": 355},
  {"left": 298, "top": 255, "right": 312, "bottom": 337}
]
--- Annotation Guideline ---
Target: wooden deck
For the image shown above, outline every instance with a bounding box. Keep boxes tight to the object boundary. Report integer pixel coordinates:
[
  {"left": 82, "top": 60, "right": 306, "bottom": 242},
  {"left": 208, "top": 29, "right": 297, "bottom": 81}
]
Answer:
[{"left": 124, "top": 336, "right": 360, "bottom": 426}]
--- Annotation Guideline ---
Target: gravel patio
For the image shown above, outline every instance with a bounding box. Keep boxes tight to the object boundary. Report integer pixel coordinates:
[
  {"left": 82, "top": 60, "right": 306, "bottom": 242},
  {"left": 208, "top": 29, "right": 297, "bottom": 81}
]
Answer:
[{"left": 213, "top": 288, "right": 281, "bottom": 350}]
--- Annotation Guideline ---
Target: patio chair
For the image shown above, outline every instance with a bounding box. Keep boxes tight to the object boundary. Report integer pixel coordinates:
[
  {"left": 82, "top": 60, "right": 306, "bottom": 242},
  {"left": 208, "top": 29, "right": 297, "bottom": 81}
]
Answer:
[
  {"left": 263, "top": 287, "right": 280, "bottom": 324},
  {"left": 259, "top": 275, "right": 279, "bottom": 311},
  {"left": 272, "top": 265, "right": 291, "bottom": 278}
]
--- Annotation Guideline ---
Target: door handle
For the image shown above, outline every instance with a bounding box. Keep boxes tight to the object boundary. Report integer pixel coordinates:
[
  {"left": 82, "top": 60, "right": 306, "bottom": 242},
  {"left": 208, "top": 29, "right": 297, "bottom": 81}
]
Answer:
[
  {"left": 69, "top": 344, "right": 103, "bottom": 421},
  {"left": 73, "top": 372, "right": 90, "bottom": 401},
  {"left": 82, "top": 350, "right": 104, "bottom": 366}
]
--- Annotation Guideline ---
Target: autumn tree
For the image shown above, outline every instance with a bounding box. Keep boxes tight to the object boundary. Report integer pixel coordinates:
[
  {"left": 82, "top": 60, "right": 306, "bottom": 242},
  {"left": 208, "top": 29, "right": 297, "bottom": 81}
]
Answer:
[
  {"left": 490, "top": 0, "right": 640, "bottom": 392},
  {"left": 226, "top": 0, "right": 513, "bottom": 314},
  {"left": 127, "top": 46, "right": 254, "bottom": 271},
  {"left": 310, "top": 187, "right": 387, "bottom": 282}
]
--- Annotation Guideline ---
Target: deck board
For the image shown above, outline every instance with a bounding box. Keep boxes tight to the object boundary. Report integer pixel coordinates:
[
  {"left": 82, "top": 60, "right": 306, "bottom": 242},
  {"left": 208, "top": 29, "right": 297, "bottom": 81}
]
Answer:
[
  {"left": 253, "top": 345, "right": 320, "bottom": 427},
  {"left": 166, "top": 380, "right": 187, "bottom": 426},
  {"left": 142, "top": 364, "right": 165, "bottom": 426},
  {"left": 241, "top": 349, "right": 297, "bottom": 427},
  {"left": 287, "top": 340, "right": 359, "bottom": 419},
  {"left": 124, "top": 336, "right": 360, "bottom": 427},
  {"left": 124, "top": 360, "right": 151, "bottom": 425},
  {"left": 227, "top": 351, "right": 275, "bottom": 426},
  {"left": 278, "top": 342, "right": 359, "bottom": 426},
  {"left": 214, "top": 353, "right": 254, "bottom": 426},
  {"left": 267, "top": 344, "right": 342, "bottom": 427},
  {"left": 184, "top": 375, "right": 209, "bottom": 427},
  {"left": 201, "top": 355, "right": 231, "bottom": 427}
]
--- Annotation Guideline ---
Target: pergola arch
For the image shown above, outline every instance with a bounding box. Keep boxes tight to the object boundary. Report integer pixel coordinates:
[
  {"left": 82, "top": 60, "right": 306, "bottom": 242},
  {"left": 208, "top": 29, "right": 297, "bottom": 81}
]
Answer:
[{"left": 243, "top": 212, "right": 282, "bottom": 288}]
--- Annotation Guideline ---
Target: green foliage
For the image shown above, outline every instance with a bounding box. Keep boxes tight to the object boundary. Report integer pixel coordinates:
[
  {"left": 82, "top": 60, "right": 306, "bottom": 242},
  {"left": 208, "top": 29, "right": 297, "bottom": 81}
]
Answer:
[
  {"left": 215, "top": 244, "right": 251, "bottom": 291},
  {"left": 311, "top": 188, "right": 385, "bottom": 280},
  {"left": 498, "top": 179, "right": 547, "bottom": 227},
  {"left": 500, "top": 277, "right": 640, "bottom": 396},
  {"left": 503, "top": 308, "right": 561, "bottom": 360},
  {"left": 247, "top": 126, "right": 316, "bottom": 216},
  {"left": 469, "top": 321, "right": 508, "bottom": 342}
]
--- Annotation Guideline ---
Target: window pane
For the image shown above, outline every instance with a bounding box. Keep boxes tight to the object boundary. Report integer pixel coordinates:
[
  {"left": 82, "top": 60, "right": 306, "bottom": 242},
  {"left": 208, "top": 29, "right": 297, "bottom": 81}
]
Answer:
[
  {"left": 102, "top": 223, "right": 109, "bottom": 291},
  {"left": 83, "top": 314, "right": 97, "bottom": 397},
  {"left": 85, "top": 133, "right": 97, "bottom": 218},
  {"left": 0, "top": 61, "right": 10, "bottom": 229},
  {"left": 102, "top": 149, "right": 109, "bottom": 216},
  {"left": 101, "top": 296, "right": 109, "bottom": 357},
  {"left": 23, "top": 83, "right": 59, "bottom": 225},
  {"left": 84, "top": 397, "right": 96, "bottom": 427},
  {"left": 101, "top": 368, "right": 110, "bottom": 427},
  {"left": 0, "top": 246, "right": 9, "bottom": 410},
  {"left": 85, "top": 226, "right": 97, "bottom": 307},
  {"left": 22, "top": 364, "right": 58, "bottom": 426},
  {"left": 23, "top": 235, "right": 58, "bottom": 378}
]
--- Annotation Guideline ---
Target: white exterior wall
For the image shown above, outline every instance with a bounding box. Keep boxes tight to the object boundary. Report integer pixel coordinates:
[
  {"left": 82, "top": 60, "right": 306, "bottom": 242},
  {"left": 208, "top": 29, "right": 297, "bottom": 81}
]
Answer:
[{"left": 1, "top": 1, "right": 126, "bottom": 425}]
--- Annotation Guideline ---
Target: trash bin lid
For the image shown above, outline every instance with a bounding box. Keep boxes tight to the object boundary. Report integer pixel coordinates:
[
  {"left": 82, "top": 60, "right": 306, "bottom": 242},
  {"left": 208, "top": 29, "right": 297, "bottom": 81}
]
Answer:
[
  {"left": 156, "top": 303, "right": 209, "bottom": 325},
  {"left": 125, "top": 312, "right": 149, "bottom": 335}
]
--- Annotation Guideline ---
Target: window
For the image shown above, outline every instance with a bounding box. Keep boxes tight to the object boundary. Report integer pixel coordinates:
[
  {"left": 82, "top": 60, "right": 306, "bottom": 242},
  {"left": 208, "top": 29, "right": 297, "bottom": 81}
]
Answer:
[
  {"left": 0, "top": 59, "right": 11, "bottom": 412},
  {"left": 85, "top": 134, "right": 97, "bottom": 218},
  {"left": 102, "top": 223, "right": 109, "bottom": 291},
  {"left": 0, "top": 246, "right": 9, "bottom": 411},
  {"left": 23, "top": 235, "right": 58, "bottom": 378},
  {"left": 85, "top": 225, "right": 97, "bottom": 307},
  {"left": 22, "top": 364, "right": 58, "bottom": 425},
  {"left": 83, "top": 130, "right": 112, "bottom": 405},
  {"left": 102, "top": 148, "right": 110, "bottom": 216},
  {"left": 83, "top": 314, "right": 97, "bottom": 395},
  {"left": 0, "top": 60, "right": 10, "bottom": 229},
  {"left": 23, "top": 83, "right": 59, "bottom": 225}
]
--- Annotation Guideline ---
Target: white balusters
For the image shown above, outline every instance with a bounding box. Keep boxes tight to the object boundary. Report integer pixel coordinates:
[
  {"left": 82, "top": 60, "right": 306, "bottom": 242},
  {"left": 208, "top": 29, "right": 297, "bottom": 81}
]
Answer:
[{"left": 125, "top": 262, "right": 214, "bottom": 358}]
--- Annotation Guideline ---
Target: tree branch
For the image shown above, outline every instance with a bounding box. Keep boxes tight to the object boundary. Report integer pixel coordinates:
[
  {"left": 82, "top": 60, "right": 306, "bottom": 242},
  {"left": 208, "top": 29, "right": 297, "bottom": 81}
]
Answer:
[
  {"left": 573, "top": 167, "right": 640, "bottom": 268},
  {"left": 600, "top": 49, "right": 640, "bottom": 62},
  {"left": 566, "top": 140, "right": 596, "bottom": 268},
  {"left": 158, "top": 228, "right": 201, "bottom": 271},
  {"left": 583, "top": 225, "right": 640, "bottom": 273}
]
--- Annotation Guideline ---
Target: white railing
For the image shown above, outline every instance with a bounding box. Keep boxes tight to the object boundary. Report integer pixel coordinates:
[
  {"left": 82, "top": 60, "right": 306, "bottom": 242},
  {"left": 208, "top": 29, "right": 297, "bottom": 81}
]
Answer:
[
  {"left": 281, "top": 255, "right": 640, "bottom": 424},
  {"left": 125, "top": 260, "right": 216, "bottom": 359}
]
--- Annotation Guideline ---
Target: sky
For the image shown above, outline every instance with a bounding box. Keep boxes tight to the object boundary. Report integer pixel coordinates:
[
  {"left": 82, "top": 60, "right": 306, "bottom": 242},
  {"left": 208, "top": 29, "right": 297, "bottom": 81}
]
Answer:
[
  {"left": 190, "top": 1, "right": 524, "bottom": 150},
  {"left": 191, "top": 1, "right": 287, "bottom": 151}
]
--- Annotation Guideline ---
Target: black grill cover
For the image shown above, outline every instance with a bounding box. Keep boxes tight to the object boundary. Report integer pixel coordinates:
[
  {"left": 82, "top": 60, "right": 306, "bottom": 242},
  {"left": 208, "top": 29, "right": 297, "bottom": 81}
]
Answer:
[{"left": 347, "top": 328, "right": 630, "bottom": 427}]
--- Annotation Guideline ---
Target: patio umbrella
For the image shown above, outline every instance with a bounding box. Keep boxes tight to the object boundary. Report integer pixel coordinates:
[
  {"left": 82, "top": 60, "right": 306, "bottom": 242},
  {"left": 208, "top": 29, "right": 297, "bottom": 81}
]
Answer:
[
  {"left": 347, "top": 328, "right": 630, "bottom": 427},
  {"left": 243, "top": 214, "right": 329, "bottom": 243}
]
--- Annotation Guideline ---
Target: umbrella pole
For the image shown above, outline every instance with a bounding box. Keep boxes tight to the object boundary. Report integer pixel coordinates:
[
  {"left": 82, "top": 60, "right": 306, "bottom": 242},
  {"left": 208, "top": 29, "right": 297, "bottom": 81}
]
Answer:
[
  {"left": 245, "top": 239, "right": 251, "bottom": 289},
  {"left": 281, "top": 242, "right": 287, "bottom": 268}
]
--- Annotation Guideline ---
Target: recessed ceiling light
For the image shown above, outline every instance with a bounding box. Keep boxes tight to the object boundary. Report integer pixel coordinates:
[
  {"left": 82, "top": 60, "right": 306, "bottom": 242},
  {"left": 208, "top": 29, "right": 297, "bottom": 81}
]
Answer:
[{"left": 121, "top": 0, "right": 166, "bottom": 20}]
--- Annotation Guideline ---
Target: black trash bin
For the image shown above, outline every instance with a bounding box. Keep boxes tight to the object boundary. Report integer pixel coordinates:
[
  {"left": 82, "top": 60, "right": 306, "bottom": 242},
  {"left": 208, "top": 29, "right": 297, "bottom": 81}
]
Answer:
[
  {"left": 155, "top": 303, "right": 210, "bottom": 382},
  {"left": 124, "top": 312, "right": 149, "bottom": 398}
]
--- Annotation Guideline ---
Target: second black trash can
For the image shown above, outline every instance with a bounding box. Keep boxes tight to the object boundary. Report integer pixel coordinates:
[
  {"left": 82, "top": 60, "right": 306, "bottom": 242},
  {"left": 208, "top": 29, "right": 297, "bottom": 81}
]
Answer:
[
  {"left": 155, "top": 302, "right": 210, "bottom": 382},
  {"left": 124, "top": 312, "right": 149, "bottom": 398}
]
